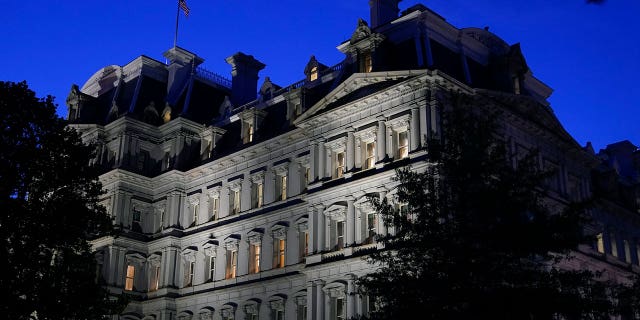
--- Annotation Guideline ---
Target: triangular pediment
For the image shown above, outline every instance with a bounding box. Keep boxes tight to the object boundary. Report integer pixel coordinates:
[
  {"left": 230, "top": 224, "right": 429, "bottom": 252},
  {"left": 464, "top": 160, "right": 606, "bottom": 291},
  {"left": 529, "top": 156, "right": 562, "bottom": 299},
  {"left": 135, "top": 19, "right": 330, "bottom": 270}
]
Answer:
[{"left": 293, "top": 70, "right": 428, "bottom": 126}]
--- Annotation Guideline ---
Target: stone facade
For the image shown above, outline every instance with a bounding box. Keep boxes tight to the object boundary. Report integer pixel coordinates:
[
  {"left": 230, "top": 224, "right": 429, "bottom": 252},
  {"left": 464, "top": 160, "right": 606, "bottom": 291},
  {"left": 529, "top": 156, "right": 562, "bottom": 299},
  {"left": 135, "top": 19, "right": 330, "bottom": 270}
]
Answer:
[{"left": 67, "top": 1, "right": 639, "bottom": 319}]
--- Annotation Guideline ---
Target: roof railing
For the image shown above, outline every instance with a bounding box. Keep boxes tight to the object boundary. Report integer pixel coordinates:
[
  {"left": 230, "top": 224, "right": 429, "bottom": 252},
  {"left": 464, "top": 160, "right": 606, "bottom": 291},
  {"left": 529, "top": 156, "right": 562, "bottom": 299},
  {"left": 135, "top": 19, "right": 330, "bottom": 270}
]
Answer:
[{"left": 195, "top": 66, "right": 232, "bottom": 89}]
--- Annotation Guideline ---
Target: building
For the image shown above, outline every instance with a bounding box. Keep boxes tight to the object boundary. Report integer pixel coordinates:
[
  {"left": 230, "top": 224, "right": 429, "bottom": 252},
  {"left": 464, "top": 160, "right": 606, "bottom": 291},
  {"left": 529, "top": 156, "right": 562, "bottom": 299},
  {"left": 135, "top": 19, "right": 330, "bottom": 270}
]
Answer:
[{"left": 65, "top": 1, "right": 640, "bottom": 319}]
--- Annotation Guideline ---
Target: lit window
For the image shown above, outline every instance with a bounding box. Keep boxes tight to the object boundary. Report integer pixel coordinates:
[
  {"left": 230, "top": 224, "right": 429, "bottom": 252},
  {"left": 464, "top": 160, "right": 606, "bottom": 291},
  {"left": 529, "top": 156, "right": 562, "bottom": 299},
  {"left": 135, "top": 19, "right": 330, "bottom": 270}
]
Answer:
[
  {"left": 364, "top": 142, "right": 375, "bottom": 169},
  {"left": 398, "top": 131, "right": 408, "bottom": 159},
  {"left": 334, "top": 152, "right": 345, "bottom": 178},
  {"left": 185, "top": 261, "right": 195, "bottom": 287},
  {"left": 304, "top": 231, "right": 309, "bottom": 257},
  {"left": 299, "top": 229, "right": 309, "bottom": 262},
  {"left": 150, "top": 266, "right": 160, "bottom": 291},
  {"left": 336, "top": 221, "right": 345, "bottom": 250},
  {"left": 125, "top": 265, "right": 135, "bottom": 291},
  {"left": 230, "top": 189, "right": 241, "bottom": 215},
  {"left": 273, "top": 238, "right": 286, "bottom": 268},
  {"left": 305, "top": 167, "right": 311, "bottom": 184},
  {"left": 252, "top": 183, "right": 264, "bottom": 209},
  {"left": 249, "top": 244, "right": 261, "bottom": 274},
  {"left": 279, "top": 175, "right": 287, "bottom": 201},
  {"left": 226, "top": 250, "right": 238, "bottom": 279},
  {"left": 362, "top": 52, "right": 373, "bottom": 73},
  {"left": 208, "top": 256, "right": 216, "bottom": 281},
  {"left": 247, "top": 124, "right": 254, "bottom": 143},
  {"left": 310, "top": 66, "right": 318, "bottom": 81},
  {"left": 596, "top": 233, "right": 605, "bottom": 253},
  {"left": 211, "top": 198, "right": 219, "bottom": 221}
]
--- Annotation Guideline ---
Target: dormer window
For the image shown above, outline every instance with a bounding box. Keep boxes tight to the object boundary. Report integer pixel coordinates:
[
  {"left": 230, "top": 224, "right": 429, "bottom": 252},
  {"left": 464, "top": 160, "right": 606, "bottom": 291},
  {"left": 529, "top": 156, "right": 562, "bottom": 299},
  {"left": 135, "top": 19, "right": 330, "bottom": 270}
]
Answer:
[
  {"left": 240, "top": 109, "right": 266, "bottom": 144},
  {"left": 310, "top": 66, "right": 318, "bottom": 81},
  {"left": 361, "top": 51, "right": 373, "bottom": 73}
]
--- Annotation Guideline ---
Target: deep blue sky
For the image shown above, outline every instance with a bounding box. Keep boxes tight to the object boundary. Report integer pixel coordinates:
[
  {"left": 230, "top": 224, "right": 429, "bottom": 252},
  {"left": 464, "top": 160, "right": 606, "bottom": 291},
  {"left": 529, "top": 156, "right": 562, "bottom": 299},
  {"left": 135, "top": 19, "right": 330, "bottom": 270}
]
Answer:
[{"left": 1, "top": 0, "right": 637, "bottom": 152}]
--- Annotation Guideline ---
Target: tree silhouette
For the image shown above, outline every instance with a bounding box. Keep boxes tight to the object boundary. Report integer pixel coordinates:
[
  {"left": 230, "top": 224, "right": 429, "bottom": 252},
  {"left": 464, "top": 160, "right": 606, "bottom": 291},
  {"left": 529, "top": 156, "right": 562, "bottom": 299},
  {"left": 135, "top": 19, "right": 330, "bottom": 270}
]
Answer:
[
  {"left": 357, "top": 92, "right": 619, "bottom": 320},
  {"left": 0, "top": 81, "right": 126, "bottom": 319}
]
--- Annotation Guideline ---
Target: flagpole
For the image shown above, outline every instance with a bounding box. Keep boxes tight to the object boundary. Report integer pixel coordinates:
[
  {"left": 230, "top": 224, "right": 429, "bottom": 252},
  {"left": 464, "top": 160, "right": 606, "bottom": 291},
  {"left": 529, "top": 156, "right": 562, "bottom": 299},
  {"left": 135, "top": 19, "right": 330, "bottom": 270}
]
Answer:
[{"left": 174, "top": 0, "right": 180, "bottom": 48}]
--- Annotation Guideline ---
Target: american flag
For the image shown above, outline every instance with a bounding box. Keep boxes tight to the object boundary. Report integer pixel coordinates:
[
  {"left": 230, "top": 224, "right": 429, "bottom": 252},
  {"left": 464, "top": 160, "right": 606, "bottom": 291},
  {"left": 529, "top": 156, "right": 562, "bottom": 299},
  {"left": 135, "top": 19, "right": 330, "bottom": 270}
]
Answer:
[{"left": 179, "top": 0, "right": 190, "bottom": 17}]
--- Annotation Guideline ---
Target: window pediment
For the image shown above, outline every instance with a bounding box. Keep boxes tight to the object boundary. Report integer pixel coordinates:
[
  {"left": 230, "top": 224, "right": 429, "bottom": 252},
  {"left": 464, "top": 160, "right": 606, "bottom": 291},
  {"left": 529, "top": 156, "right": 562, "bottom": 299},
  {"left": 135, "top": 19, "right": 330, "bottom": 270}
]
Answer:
[
  {"left": 324, "top": 204, "right": 347, "bottom": 221},
  {"left": 203, "top": 240, "right": 219, "bottom": 256},
  {"left": 224, "top": 235, "right": 241, "bottom": 250},
  {"left": 271, "top": 223, "right": 288, "bottom": 240},
  {"left": 247, "top": 229, "right": 264, "bottom": 244}
]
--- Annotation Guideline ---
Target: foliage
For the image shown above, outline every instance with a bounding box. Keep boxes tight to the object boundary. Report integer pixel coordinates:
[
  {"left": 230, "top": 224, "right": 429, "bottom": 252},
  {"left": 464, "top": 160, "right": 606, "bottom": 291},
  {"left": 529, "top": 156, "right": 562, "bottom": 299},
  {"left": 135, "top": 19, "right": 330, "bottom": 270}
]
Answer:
[
  {"left": 357, "top": 93, "right": 619, "bottom": 320},
  {"left": 0, "top": 81, "right": 125, "bottom": 319}
]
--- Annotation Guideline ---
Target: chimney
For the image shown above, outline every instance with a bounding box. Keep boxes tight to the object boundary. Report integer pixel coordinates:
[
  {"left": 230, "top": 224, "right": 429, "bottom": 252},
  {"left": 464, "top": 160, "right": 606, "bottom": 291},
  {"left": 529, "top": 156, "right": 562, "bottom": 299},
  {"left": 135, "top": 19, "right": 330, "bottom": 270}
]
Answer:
[
  {"left": 369, "top": 0, "right": 401, "bottom": 29},
  {"left": 163, "top": 46, "right": 204, "bottom": 103},
  {"left": 225, "top": 52, "right": 266, "bottom": 106}
]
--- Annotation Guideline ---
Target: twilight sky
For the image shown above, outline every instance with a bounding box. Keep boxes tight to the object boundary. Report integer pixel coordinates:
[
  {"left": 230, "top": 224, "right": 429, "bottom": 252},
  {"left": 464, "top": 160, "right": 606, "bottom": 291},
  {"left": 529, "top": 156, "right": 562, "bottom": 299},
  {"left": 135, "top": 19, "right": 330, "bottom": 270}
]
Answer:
[{"left": 1, "top": 0, "right": 638, "bottom": 152}]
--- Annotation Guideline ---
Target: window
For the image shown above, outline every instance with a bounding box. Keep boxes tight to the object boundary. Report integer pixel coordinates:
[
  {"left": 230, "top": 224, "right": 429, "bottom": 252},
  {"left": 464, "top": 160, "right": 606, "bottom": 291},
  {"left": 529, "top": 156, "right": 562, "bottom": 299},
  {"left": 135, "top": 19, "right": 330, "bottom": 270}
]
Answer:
[
  {"left": 295, "top": 103, "right": 303, "bottom": 117},
  {"left": 137, "top": 150, "right": 148, "bottom": 171},
  {"left": 305, "top": 167, "right": 311, "bottom": 184},
  {"left": 246, "top": 124, "right": 254, "bottom": 143},
  {"left": 398, "top": 131, "right": 408, "bottom": 159},
  {"left": 297, "top": 305, "right": 307, "bottom": 320},
  {"left": 164, "top": 152, "right": 171, "bottom": 170},
  {"left": 230, "top": 189, "right": 241, "bottom": 215},
  {"left": 276, "top": 175, "right": 287, "bottom": 201},
  {"left": 252, "top": 183, "right": 264, "bottom": 209},
  {"left": 209, "top": 256, "right": 216, "bottom": 281},
  {"left": 211, "top": 197, "right": 219, "bottom": 221},
  {"left": 624, "top": 240, "right": 632, "bottom": 263},
  {"left": 310, "top": 66, "right": 318, "bottom": 81},
  {"left": 159, "top": 210, "right": 165, "bottom": 231},
  {"left": 185, "top": 261, "right": 195, "bottom": 287},
  {"left": 300, "top": 231, "right": 309, "bottom": 259},
  {"left": 610, "top": 232, "right": 618, "bottom": 257},
  {"left": 273, "top": 239, "right": 286, "bottom": 269},
  {"left": 366, "top": 212, "right": 377, "bottom": 244},
  {"left": 364, "top": 142, "right": 375, "bottom": 169},
  {"left": 361, "top": 52, "right": 372, "bottom": 73},
  {"left": 274, "top": 309, "right": 285, "bottom": 320},
  {"left": 150, "top": 266, "right": 160, "bottom": 291},
  {"left": 132, "top": 209, "right": 141, "bottom": 224},
  {"left": 335, "top": 297, "right": 346, "bottom": 320},
  {"left": 636, "top": 244, "right": 640, "bottom": 266},
  {"left": 193, "top": 203, "right": 199, "bottom": 226},
  {"left": 125, "top": 265, "right": 135, "bottom": 291},
  {"left": 249, "top": 244, "right": 261, "bottom": 274},
  {"left": 334, "top": 152, "right": 345, "bottom": 178},
  {"left": 596, "top": 233, "right": 605, "bottom": 253},
  {"left": 513, "top": 76, "right": 521, "bottom": 95},
  {"left": 225, "top": 250, "right": 238, "bottom": 279},
  {"left": 336, "top": 221, "right": 345, "bottom": 250}
]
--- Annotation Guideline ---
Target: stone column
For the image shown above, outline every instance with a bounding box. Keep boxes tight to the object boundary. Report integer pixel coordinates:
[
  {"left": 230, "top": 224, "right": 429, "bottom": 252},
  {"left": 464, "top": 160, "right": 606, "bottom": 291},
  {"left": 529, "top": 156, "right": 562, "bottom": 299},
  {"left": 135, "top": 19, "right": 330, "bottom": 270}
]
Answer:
[
  {"left": 308, "top": 206, "right": 316, "bottom": 254},
  {"left": 317, "top": 141, "right": 326, "bottom": 180},
  {"left": 315, "top": 280, "right": 325, "bottom": 320},
  {"left": 376, "top": 118, "right": 386, "bottom": 162},
  {"left": 411, "top": 107, "right": 420, "bottom": 152},
  {"left": 347, "top": 275, "right": 356, "bottom": 319},
  {"left": 316, "top": 205, "right": 325, "bottom": 252},
  {"left": 307, "top": 281, "right": 316, "bottom": 320},
  {"left": 346, "top": 197, "right": 355, "bottom": 246},
  {"left": 346, "top": 128, "right": 355, "bottom": 172},
  {"left": 309, "top": 141, "right": 317, "bottom": 183},
  {"left": 419, "top": 100, "right": 428, "bottom": 146}
]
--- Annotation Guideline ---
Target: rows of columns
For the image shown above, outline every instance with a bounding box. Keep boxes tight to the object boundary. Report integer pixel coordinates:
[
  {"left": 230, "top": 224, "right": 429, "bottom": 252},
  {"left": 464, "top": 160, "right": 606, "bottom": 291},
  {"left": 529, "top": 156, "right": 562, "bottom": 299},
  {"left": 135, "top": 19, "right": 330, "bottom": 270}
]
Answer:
[{"left": 309, "top": 105, "right": 433, "bottom": 184}]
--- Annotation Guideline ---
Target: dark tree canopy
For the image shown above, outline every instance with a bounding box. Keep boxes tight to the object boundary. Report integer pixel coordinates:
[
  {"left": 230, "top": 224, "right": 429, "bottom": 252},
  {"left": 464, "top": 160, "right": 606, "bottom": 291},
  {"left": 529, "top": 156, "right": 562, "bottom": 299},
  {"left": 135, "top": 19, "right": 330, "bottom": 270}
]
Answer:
[
  {"left": 357, "top": 93, "right": 621, "bottom": 320},
  {"left": 0, "top": 81, "right": 125, "bottom": 319}
]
